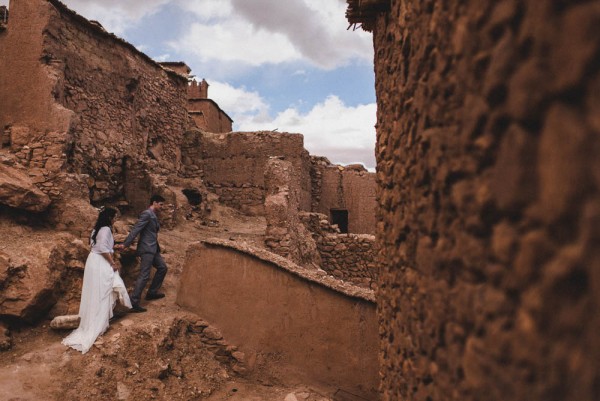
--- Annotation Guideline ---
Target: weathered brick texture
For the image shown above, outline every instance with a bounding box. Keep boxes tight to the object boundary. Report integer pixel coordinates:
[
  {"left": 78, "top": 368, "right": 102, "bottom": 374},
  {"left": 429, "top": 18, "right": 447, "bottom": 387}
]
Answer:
[
  {"left": 360, "top": 0, "right": 600, "bottom": 400},
  {"left": 197, "top": 131, "right": 312, "bottom": 215}
]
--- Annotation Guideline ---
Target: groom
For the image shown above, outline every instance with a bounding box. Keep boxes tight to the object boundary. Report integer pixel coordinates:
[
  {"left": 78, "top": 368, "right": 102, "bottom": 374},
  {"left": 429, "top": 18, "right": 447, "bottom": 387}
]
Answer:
[{"left": 120, "top": 194, "right": 168, "bottom": 313}]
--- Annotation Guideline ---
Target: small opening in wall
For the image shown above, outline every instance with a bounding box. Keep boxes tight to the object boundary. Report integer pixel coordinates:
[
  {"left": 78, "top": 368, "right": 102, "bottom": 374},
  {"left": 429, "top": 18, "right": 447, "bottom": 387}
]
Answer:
[
  {"left": 0, "top": 6, "right": 8, "bottom": 28},
  {"left": 1, "top": 125, "right": 11, "bottom": 149},
  {"left": 182, "top": 188, "right": 202, "bottom": 206},
  {"left": 331, "top": 209, "right": 349, "bottom": 234}
]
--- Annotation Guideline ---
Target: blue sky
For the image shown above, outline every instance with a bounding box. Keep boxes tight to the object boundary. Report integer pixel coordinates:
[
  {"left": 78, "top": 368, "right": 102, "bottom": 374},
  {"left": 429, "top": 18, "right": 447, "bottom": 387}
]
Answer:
[{"left": 1, "top": 0, "right": 377, "bottom": 169}]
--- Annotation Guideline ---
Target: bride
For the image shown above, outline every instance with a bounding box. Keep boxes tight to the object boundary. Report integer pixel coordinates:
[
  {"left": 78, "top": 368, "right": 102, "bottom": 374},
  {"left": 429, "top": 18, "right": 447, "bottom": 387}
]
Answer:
[{"left": 63, "top": 206, "right": 132, "bottom": 353}]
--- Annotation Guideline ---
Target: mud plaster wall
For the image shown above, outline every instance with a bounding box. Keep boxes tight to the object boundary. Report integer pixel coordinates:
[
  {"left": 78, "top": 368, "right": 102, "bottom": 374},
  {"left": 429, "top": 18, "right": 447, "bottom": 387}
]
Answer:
[
  {"left": 177, "top": 242, "right": 379, "bottom": 400},
  {"left": 188, "top": 99, "right": 232, "bottom": 134},
  {"left": 198, "top": 131, "right": 312, "bottom": 215},
  {"left": 312, "top": 163, "right": 377, "bottom": 234},
  {"left": 370, "top": 1, "right": 600, "bottom": 400}
]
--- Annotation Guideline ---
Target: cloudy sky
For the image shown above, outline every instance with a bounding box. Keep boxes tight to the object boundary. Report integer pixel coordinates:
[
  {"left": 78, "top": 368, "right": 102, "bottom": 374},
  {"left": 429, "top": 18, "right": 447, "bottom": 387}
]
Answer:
[{"left": 1, "top": 0, "right": 377, "bottom": 169}]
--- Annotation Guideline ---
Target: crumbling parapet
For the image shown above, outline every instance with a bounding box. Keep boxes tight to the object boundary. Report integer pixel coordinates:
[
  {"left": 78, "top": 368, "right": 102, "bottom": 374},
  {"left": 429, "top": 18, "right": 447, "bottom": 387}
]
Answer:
[{"left": 264, "top": 157, "right": 321, "bottom": 267}]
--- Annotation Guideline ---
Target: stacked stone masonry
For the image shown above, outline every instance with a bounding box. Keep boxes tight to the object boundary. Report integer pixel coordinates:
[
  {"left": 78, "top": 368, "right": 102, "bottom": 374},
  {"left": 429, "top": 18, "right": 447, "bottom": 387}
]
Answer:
[
  {"left": 300, "top": 212, "right": 378, "bottom": 288},
  {"left": 355, "top": 0, "right": 600, "bottom": 400},
  {"left": 0, "top": 0, "right": 189, "bottom": 214}
]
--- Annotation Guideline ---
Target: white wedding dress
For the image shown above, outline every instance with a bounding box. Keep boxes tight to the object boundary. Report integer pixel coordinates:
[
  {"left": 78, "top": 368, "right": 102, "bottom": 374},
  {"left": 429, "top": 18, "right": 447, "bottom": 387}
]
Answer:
[{"left": 62, "top": 226, "right": 132, "bottom": 354}]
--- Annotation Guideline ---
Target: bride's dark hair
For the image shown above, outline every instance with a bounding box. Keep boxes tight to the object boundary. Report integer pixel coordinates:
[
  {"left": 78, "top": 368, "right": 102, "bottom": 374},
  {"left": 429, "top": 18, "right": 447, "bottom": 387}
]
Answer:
[{"left": 91, "top": 207, "right": 118, "bottom": 245}]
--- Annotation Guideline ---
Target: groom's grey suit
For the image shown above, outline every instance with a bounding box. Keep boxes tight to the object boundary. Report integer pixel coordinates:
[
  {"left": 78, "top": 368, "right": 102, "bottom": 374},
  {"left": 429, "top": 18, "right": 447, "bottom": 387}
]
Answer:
[{"left": 123, "top": 208, "right": 168, "bottom": 306}]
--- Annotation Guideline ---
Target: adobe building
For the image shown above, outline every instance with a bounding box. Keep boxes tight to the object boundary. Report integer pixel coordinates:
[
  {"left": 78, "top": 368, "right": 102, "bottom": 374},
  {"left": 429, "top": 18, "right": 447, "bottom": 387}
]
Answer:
[
  {"left": 187, "top": 79, "right": 233, "bottom": 133},
  {"left": 159, "top": 61, "right": 233, "bottom": 134},
  {"left": 347, "top": 0, "right": 600, "bottom": 400}
]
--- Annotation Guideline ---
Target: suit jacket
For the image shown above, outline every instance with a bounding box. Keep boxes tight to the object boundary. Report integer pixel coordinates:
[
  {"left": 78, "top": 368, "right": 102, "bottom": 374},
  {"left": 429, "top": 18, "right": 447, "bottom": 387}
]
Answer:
[{"left": 123, "top": 209, "right": 160, "bottom": 255}]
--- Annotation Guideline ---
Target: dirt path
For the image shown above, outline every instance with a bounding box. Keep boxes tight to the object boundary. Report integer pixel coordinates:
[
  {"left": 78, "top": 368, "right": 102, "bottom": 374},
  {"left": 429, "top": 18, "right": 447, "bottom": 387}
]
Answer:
[{"left": 0, "top": 206, "right": 337, "bottom": 401}]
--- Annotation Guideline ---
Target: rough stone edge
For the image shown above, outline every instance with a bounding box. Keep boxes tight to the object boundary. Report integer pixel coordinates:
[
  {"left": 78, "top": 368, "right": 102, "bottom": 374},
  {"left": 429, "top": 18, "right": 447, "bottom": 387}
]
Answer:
[
  {"left": 187, "top": 238, "right": 376, "bottom": 303},
  {"left": 46, "top": 0, "right": 187, "bottom": 83}
]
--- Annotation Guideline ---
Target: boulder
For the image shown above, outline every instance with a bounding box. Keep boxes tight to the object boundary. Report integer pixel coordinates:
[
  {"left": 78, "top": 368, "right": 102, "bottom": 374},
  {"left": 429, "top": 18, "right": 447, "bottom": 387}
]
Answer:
[
  {"left": 0, "top": 235, "right": 88, "bottom": 323},
  {"left": 0, "top": 164, "right": 51, "bottom": 212}
]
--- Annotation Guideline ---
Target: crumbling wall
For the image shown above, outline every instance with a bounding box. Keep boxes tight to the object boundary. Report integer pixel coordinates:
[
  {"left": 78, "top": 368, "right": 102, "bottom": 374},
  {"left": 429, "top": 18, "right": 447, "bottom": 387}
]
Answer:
[
  {"left": 361, "top": 0, "right": 600, "bottom": 400},
  {"left": 264, "top": 158, "right": 320, "bottom": 267},
  {"left": 198, "top": 131, "right": 312, "bottom": 215},
  {"left": 316, "top": 234, "right": 377, "bottom": 289},
  {"left": 311, "top": 159, "right": 377, "bottom": 234},
  {"left": 43, "top": 0, "right": 188, "bottom": 203},
  {"left": 0, "top": 0, "right": 188, "bottom": 211}
]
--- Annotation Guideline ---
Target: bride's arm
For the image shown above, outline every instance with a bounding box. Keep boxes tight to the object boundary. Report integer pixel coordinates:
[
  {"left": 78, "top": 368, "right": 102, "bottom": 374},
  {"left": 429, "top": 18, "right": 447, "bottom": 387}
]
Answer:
[{"left": 96, "top": 227, "right": 119, "bottom": 271}]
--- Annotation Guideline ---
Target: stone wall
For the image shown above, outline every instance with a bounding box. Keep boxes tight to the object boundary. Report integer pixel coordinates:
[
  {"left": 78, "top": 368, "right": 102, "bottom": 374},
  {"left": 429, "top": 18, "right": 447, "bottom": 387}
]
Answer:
[
  {"left": 311, "top": 158, "right": 377, "bottom": 234},
  {"left": 43, "top": 0, "right": 189, "bottom": 203},
  {"left": 197, "top": 131, "right": 312, "bottom": 215},
  {"left": 354, "top": 0, "right": 600, "bottom": 400},
  {"left": 316, "top": 234, "right": 377, "bottom": 289},
  {"left": 0, "top": 0, "right": 189, "bottom": 212},
  {"left": 301, "top": 212, "right": 378, "bottom": 288}
]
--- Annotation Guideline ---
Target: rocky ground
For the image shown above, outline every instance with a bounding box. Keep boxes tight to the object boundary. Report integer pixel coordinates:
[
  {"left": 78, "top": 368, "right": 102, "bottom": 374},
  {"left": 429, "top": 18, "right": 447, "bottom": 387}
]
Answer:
[{"left": 0, "top": 204, "right": 339, "bottom": 401}]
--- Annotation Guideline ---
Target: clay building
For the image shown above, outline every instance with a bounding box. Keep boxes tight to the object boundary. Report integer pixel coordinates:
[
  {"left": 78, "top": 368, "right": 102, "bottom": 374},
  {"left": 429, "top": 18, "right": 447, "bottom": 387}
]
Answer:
[
  {"left": 347, "top": 0, "right": 600, "bottom": 400},
  {"left": 158, "top": 61, "right": 233, "bottom": 134},
  {"left": 187, "top": 78, "right": 233, "bottom": 133}
]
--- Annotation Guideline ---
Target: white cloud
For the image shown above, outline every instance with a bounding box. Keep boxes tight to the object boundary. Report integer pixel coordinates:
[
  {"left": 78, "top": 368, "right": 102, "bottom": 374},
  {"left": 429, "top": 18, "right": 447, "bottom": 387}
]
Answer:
[
  {"left": 176, "top": 0, "right": 233, "bottom": 21},
  {"left": 226, "top": 94, "right": 376, "bottom": 169},
  {"left": 169, "top": 19, "right": 301, "bottom": 66},
  {"left": 208, "top": 81, "right": 269, "bottom": 117},
  {"left": 230, "top": 0, "right": 372, "bottom": 69},
  {"left": 61, "top": 0, "right": 171, "bottom": 35}
]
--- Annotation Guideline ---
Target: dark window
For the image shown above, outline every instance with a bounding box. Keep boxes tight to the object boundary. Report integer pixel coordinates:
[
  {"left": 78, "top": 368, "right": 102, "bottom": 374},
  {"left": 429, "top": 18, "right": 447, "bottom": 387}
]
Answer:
[
  {"left": 182, "top": 188, "right": 202, "bottom": 206},
  {"left": 331, "top": 209, "right": 349, "bottom": 233}
]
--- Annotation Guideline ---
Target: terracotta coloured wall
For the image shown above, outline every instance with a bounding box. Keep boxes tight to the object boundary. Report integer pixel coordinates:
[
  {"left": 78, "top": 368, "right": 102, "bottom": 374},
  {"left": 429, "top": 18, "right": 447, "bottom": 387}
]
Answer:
[
  {"left": 188, "top": 99, "right": 232, "bottom": 133},
  {"left": 177, "top": 241, "right": 379, "bottom": 400},
  {"left": 361, "top": 0, "right": 600, "bottom": 400},
  {"left": 0, "top": 0, "right": 189, "bottom": 205},
  {"left": 313, "top": 163, "right": 377, "bottom": 234},
  {"left": 198, "top": 131, "right": 312, "bottom": 214}
]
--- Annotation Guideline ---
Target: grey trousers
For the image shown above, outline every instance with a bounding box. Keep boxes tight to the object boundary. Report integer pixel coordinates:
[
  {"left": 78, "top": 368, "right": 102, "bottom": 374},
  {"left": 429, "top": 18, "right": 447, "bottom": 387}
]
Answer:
[{"left": 130, "top": 252, "right": 168, "bottom": 306}]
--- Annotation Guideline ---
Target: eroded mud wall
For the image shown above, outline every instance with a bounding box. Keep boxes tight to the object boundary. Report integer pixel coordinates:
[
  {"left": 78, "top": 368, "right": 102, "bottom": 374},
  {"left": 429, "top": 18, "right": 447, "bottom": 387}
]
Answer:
[
  {"left": 0, "top": 0, "right": 189, "bottom": 205},
  {"left": 198, "top": 131, "right": 312, "bottom": 215},
  {"left": 370, "top": 1, "right": 600, "bottom": 400}
]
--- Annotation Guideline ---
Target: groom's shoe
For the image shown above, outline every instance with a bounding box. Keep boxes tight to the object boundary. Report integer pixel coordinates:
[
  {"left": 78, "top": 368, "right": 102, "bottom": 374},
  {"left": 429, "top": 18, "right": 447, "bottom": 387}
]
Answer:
[
  {"left": 145, "top": 292, "right": 165, "bottom": 301},
  {"left": 130, "top": 304, "right": 147, "bottom": 313}
]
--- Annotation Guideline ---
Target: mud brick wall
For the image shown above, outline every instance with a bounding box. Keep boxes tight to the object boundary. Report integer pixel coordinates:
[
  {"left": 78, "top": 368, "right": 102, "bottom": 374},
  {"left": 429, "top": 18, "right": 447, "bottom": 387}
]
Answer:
[
  {"left": 311, "top": 160, "right": 377, "bottom": 234},
  {"left": 0, "top": 0, "right": 188, "bottom": 206},
  {"left": 198, "top": 131, "right": 312, "bottom": 215},
  {"left": 366, "top": 1, "right": 600, "bottom": 400}
]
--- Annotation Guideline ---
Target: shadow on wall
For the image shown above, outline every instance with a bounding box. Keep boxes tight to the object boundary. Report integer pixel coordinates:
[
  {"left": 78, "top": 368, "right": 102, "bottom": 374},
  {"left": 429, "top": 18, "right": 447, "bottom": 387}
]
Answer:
[{"left": 176, "top": 240, "right": 379, "bottom": 400}]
